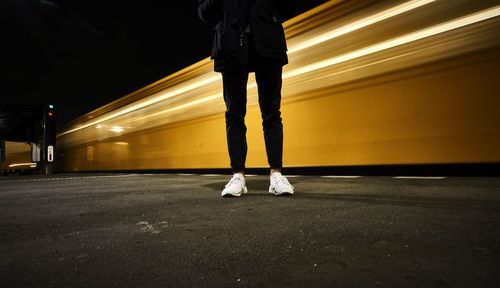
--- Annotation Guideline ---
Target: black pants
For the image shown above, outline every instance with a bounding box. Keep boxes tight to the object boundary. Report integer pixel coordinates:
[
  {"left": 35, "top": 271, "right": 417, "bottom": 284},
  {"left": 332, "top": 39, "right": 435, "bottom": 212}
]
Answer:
[{"left": 222, "top": 58, "right": 284, "bottom": 173}]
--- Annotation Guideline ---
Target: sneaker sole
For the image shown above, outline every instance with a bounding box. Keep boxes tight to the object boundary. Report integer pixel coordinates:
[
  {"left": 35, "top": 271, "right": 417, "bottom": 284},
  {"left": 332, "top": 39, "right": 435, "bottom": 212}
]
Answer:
[
  {"left": 221, "top": 186, "right": 248, "bottom": 197},
  {"left": 269, "top": 187, "right": 294, "bottom": 196}
]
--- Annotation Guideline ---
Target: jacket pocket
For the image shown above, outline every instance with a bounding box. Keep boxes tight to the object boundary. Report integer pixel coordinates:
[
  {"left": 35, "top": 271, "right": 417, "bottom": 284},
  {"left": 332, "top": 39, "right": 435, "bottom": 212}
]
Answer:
[
  {"left": 254, "top": 12, "right": 287, "bottom": 52},
  {"left": 212, "top": 18, "right": 241, "bottom": 59}
]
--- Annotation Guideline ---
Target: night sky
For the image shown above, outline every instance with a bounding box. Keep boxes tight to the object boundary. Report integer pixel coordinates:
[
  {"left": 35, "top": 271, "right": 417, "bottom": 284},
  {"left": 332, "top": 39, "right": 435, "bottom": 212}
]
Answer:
[{"left": 1, "top": 0, "right": 328, "bottom": 130}]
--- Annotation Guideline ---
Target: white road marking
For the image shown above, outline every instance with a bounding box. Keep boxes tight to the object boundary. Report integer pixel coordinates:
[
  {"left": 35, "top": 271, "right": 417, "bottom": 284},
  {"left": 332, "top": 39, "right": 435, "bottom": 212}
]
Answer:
[
  {"left": 394, "top": 176, "right": 447, "bottom": 180},
  {"left": 0, "top": 174, "right": 141, "bottom": 183},
  {"left": 321, "top": 176, "right": 362, "bottom": 179},
  {"left": 200, "top": 174, "right": 222, "bottom": 177},
  {"left": 140, "top": 173, "right": 165, "bottom": 176}
]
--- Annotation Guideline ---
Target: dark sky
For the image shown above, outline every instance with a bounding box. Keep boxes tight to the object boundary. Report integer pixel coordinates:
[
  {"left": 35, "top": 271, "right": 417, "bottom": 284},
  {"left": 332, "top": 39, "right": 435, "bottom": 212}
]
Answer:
[{"left": 1, "top": 0, "right": 328, "bottom": 130}]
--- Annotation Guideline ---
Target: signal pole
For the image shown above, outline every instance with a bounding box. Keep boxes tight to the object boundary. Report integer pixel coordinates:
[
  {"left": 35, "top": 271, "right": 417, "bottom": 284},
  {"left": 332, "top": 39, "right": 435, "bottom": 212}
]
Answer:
[{"left": 40, "top": 104, "right": 56, "bottom": 174}]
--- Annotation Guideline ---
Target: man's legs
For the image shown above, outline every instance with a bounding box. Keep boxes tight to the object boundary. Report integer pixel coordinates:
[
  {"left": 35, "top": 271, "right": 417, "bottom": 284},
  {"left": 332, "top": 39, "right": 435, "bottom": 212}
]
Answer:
[{"left": 222, "top": 67, "right": 249, "bottom": 173}]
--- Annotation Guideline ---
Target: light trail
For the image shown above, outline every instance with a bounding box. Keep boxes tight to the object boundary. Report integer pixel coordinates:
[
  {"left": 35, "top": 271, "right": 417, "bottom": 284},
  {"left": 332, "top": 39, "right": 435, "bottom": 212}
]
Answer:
[
  {"left": 287, "top": 0, "right": 436, "bottom": 53},
  {"left": 57, "top": 75, "right": 221, "bottom": 136},
  {"left": 8, "top": 163, "right": 37, "bottom": 168},
  {"left": 57, "top": 2, "right": 500, "bottom": 137},
  {"left": 284, "top": 5, "right": 500, "bottom": 78},
  {"left": 136, "top": 4, "right": 500, "bottom": 122}
]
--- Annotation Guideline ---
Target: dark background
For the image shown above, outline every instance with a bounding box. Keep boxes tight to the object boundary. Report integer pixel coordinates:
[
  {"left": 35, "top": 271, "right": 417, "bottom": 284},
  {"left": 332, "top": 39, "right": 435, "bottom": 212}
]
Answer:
[{"left": 1, "top": 0, "right": 328, "bottom": 130}]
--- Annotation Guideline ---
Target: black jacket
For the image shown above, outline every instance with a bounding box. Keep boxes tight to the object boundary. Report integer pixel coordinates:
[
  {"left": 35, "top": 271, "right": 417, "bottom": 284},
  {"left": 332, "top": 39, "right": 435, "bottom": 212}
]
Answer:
[{"left": 197, "top": 0, "right": 292, "bottom": 72}]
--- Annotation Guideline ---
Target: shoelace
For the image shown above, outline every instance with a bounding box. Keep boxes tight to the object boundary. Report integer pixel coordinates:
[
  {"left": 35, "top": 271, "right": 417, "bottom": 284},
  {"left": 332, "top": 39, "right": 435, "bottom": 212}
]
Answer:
[
  {"left": 272, "top": 174, "right": 294, "bottom": 189},
  {"left": 225, "top": 176, "right": 242, "bottom": 188}
]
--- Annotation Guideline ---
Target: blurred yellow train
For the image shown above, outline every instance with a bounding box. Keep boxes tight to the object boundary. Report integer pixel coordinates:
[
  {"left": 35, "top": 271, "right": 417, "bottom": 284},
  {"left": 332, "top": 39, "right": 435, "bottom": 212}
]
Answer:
[
  {"left": 56, "top": 0, "right": 500, "bottom": 173},
  {"left": 1, "top": 141, "right": 37, "bottom": 174}
]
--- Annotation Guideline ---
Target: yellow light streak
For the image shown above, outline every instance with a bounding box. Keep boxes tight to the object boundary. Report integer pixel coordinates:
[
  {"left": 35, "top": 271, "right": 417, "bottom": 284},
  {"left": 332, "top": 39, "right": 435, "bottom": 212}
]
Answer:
[
  {"left": 110, "top": 126, "right": 125, "bottom": 133},
  {"left": 287, "top": 0, "right": 436, "bottom": 53},
  {"left": 159, "top": 94, "right": 220, "bottom": 114},
  {"left": 57, "top": 3, "right": 500, "bottom": 137},
  {"left": 60, "top": 1, "right": 433, "bottom": 137},
  {"left": 148, "top": 4, "right": 500, "bottom": 121},
  {"left": 111, "top": 94, "right": 222, "bottom": 127},
  {"left": 284, "top": 5, "right": 500, "bottom": 79},
  {"left": 58, "top": 75, "right": 221, "bottom": 136},
  {"left": 132, "top": 94, "right": 221, "bottom": 122},
  {"left": 9, "top": 163, "right": 37, "bottom": 168}
]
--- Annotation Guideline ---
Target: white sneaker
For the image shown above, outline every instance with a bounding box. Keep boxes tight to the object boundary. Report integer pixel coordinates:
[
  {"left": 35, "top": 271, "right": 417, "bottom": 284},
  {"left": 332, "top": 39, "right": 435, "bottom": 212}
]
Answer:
[
  {"left": 221, "top": 173, "right": 248, "bottom": 197},
  {"left": 269, "top": 172, "right": 294, "bottom": 196}
]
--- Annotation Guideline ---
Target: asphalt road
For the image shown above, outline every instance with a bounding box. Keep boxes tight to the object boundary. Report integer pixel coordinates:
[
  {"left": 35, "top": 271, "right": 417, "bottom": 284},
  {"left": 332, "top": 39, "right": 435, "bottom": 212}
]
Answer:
[{"left": 1, "top": 173, "right": 499, "bottom": 288}]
